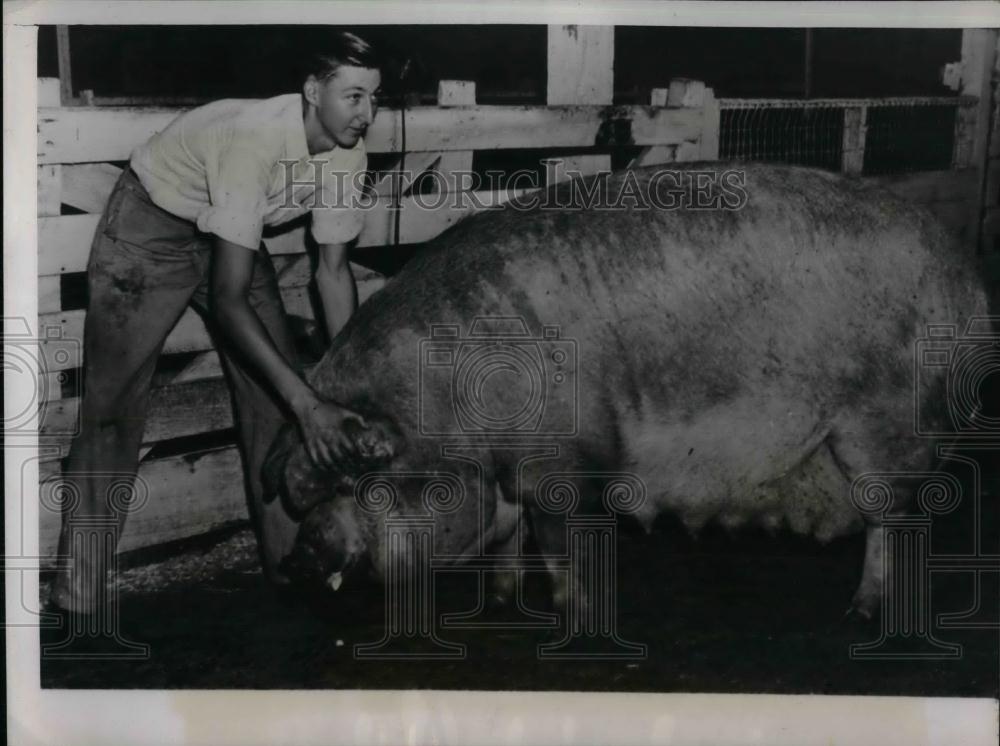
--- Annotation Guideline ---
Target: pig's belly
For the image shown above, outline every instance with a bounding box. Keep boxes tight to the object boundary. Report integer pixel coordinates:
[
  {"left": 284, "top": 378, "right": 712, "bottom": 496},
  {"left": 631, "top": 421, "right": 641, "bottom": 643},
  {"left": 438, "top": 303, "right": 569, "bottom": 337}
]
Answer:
[{"left": 619, "top": 395, "right": 861, "bottom": 540}]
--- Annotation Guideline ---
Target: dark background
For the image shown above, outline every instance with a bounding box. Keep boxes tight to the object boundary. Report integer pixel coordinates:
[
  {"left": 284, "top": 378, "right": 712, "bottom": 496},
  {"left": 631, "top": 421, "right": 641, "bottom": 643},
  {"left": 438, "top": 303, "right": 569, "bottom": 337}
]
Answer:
[{"left": 39, "top": 26, "right": 962, "bottom": 102}]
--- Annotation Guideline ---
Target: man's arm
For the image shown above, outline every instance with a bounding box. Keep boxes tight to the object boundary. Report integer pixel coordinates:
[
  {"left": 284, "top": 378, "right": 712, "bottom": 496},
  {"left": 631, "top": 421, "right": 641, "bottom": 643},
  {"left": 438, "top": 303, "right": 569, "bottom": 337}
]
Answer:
[
  {"left": 315, "top": 241, "right": 358, "bottom": 341},
  {"left": 211, "top": 237, "right": 361, "bottom": 467}
]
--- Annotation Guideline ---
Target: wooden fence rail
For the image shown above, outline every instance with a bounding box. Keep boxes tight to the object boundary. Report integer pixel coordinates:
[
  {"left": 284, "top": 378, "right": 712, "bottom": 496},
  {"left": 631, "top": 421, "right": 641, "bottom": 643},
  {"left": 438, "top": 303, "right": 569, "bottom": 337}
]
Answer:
[{"left": 38, "top": 103, "right": 708, "bottom": 164}]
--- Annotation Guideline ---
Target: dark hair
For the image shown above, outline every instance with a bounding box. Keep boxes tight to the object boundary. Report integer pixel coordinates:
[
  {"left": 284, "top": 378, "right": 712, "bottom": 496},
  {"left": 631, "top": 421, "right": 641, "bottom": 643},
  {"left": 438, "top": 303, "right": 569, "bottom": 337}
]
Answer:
[{"left": 306, "top": 32, "right": 380, "bottom": 82}]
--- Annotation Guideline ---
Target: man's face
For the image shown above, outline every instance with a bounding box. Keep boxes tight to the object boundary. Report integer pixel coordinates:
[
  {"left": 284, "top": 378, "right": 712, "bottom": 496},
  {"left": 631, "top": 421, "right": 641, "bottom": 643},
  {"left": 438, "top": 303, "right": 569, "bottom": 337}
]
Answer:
[{"left": 309, "top": 66, "right": 382, "bottom": 149}]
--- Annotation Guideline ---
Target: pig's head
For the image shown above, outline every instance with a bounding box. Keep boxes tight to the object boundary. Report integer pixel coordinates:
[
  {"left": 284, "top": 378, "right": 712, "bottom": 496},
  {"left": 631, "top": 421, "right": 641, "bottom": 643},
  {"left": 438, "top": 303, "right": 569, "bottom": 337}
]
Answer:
[
  {"left": 263, "top": 405, "right": 497, "bottom": 595},
  {"left": 280, "top": 497, "right": 369, "bottom": 591},
  {"left": 261, "top": 411, "right": 404, "bottom": 590}
]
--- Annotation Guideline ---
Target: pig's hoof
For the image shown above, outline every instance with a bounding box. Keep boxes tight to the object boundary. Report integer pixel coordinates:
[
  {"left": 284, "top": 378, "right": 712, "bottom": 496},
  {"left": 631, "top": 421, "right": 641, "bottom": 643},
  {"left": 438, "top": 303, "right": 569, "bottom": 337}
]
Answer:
[
  {"left": 486, "top": 592, "right": 512, "bottom": 614},
  {"left": 837, "top": 603, "right": 879, "bottom": 632},
  {"left": 488, "top": 576, "right": 517, "bottom": 611},
  {"left": 847, "top": 589, "right": 880, "bottom": 621}
]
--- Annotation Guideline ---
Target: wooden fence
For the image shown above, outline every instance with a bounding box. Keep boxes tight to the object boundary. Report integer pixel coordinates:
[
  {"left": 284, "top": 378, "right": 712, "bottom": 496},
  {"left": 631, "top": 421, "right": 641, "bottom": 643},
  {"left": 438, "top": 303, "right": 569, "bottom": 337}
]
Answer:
[{"left": 35, "top": 25, "right": 999, "bottom": 564}]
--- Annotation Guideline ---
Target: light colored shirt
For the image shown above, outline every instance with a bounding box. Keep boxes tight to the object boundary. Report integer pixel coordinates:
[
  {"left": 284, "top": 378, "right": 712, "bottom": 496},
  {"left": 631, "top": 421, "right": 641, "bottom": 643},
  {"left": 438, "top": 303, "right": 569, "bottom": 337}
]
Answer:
[{"left": 131, "top": 93, "right": 367, "bottom": 250}]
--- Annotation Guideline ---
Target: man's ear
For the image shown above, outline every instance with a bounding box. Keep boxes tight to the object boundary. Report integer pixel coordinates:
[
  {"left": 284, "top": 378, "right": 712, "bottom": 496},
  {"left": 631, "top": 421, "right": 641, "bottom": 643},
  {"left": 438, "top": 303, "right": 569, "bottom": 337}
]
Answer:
[{"left": 303, "top": 74, "right": 321, "bottom": 106}]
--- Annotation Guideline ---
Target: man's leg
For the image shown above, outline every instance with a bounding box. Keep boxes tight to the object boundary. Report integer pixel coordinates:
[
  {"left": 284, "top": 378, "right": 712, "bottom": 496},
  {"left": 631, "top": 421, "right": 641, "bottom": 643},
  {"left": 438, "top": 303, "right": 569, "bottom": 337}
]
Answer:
[
  {"left": 192, "top": 244, "right": 301, "bottom": 583},
  {"left": 50, "top": 170, "right": 209, "bottom": 614}
]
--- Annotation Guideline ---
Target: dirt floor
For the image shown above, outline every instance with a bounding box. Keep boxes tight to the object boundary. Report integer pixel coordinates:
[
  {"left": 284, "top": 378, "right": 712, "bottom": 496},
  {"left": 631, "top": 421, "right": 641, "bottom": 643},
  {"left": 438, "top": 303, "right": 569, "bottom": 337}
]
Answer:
[{"left": 40, "top": 454, "right": 1000, "bottom": 694}]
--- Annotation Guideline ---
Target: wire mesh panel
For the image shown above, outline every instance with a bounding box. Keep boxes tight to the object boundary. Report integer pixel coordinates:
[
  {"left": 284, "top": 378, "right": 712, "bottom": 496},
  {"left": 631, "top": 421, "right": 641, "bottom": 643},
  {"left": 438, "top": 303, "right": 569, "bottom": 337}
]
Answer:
[
  {"left": 719, "top": 98, "right": 966, "bottom": 175},
  {"left": 720, "top": 103, "right": 843, "bottom": 171},
  {"left": 863, "top": 103, "right": 958, "bottom": 175}
]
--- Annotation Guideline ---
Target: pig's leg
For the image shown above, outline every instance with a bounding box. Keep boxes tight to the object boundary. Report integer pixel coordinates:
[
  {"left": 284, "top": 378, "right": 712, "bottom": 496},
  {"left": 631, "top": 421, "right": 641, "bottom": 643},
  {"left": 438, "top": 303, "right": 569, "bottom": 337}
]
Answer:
[
  {"left": 825, "top": 429, "right": 887, "bottom": 619},
  {"left": 489, "top": 527, "right": 523, "bottom": 607},
  {"left": 527, "top": 509, "right": 573, "bottom": 612},
  {"left": 489, "top": 482, "right": 526, "bottom": 606},
  {"left": 851, "top": 525, "right": 885, "bottom": 619},
  {"left": 828, "top": 411, "right": 929, "bottom": 619},
  {"left": 528, "top": 497, "right": 604, "bottom": 618},
  {"left": 519, "top": 464, "right": 598, "bottom": 613}
]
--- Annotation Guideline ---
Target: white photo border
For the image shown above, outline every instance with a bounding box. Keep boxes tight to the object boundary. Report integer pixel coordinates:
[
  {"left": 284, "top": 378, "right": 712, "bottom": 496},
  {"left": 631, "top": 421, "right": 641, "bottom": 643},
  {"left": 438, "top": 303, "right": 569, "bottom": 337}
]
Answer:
[{"left": 5, "top": 3, "right": 1000, "bottom": 745}]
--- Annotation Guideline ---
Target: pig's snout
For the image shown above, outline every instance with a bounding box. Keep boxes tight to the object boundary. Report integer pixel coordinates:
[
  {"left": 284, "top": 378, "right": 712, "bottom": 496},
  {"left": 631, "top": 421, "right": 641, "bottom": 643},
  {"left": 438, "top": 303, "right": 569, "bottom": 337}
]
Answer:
[{"left": 281, "top": 498, "right": 367, "bottom": 592}]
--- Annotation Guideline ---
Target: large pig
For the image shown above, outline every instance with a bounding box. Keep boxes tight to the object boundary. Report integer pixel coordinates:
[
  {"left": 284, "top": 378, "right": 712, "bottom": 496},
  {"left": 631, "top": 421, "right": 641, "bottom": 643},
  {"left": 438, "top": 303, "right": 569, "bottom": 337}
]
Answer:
[{"left": 263, "top": 162, "right": 988, "bottom": 618}]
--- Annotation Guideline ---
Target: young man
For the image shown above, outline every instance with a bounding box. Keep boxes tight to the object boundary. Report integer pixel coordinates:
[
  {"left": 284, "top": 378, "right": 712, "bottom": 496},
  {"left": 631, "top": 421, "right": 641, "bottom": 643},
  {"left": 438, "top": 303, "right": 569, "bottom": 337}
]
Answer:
[{"left": 49, "top": 32, "right": 382, "bottom": 619}]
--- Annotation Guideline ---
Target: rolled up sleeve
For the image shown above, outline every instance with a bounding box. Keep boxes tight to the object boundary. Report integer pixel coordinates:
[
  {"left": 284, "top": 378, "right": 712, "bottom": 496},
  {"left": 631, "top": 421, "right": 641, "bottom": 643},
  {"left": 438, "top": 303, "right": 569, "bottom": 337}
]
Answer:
[
  {"left": 198, "top": 145, "right": 271, "bottom": 249},
  {"left": 311, "top": 150, "right": 368, "bottom": 246}
]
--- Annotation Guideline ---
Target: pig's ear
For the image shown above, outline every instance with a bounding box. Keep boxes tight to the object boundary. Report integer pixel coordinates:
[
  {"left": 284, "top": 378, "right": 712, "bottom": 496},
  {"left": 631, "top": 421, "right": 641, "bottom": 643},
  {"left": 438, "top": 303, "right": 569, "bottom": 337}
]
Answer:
[
  {"left": 261, "top": 422, "right": 336, "bottom": 517},
  {"left": 279, "top": 446, "right": 337, "bottom": 517}
]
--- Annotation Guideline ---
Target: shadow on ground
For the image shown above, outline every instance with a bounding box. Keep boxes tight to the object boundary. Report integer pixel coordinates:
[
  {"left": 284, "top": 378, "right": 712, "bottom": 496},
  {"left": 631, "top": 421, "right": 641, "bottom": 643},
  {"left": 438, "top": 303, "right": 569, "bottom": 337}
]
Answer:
[
  {"left": 40, "top": 451, "right": 999, "bottom": 694},
  {"left": 41, "top": 500, "right": 1000, "bottom": 697}
]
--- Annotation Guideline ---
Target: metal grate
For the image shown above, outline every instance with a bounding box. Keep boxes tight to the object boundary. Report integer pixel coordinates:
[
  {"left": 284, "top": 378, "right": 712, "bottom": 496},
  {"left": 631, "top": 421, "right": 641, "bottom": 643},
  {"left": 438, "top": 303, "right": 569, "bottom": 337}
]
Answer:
[
  {"left": 863, "top": 103, "right": 958, "bottom": 175},
  {"left": 718, "top": 97, "right": 969, "bottom": 175},
  {"left": 720, "top": 103, "right": 844, "bottom": 171}
]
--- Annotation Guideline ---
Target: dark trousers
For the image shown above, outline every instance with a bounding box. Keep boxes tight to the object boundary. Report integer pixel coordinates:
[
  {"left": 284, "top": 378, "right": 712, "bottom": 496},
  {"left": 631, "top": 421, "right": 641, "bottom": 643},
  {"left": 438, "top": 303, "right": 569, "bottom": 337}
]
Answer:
[{"left": 51, "top": 167, "right": 300, "bottom": 613}]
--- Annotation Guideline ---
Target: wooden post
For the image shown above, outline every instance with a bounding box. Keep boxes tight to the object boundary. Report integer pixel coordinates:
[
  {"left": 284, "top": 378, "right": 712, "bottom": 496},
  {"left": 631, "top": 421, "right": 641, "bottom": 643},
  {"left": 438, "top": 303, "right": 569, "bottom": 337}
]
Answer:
[
  {"left": 546, "top": 25, "right": 614, "bottom": 106},
  {"left": 36, "top": 76, "right": 65, "bottom": 388},
  {"left": 952, "top": 30, "right": 997, "bottom": 168},
  {"left": 667, "top": 78, "right": 705, "bottom": 109},
  {"left": 435, "top": 81, "right": 476, "bottom": 195},
  {"left": 630, "top": 88, "right": 676, "bottom": 166},
  {"left": 632, "top": 79, "right": 718, "bottom": 166},
  {"left": 959, "top": 29, "right": 999, "bottom": 253},
  {"left": 841, "top": 106, "right": 868, "bottom": 176},
  {"left": 699, "top": 88, "right": 721, "bottom": 161},
  {"left": 56, "top": 25, "right": 75, "bottom": 106},
  {"left": 650, "top": 87, "right": 669, "bottom": 108},
  {"left": 667, "top": 79, "right": 718, "bottom": 163},
  {"left": 37, "top": 78, "right": 63, "bottom": 218}
]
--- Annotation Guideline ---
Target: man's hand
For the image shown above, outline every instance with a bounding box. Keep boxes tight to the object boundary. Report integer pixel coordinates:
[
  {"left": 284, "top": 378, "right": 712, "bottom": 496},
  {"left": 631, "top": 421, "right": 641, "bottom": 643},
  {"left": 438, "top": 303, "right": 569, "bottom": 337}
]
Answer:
[{"left": 291, "top": 391, "right": 367, "bottom": 470}]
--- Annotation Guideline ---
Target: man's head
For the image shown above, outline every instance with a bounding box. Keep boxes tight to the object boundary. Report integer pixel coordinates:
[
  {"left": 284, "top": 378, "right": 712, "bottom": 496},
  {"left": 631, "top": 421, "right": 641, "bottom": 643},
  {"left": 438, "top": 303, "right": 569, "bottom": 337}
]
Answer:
[{"left": 303, "top": 32, "right": 382, "bottom": 150}]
